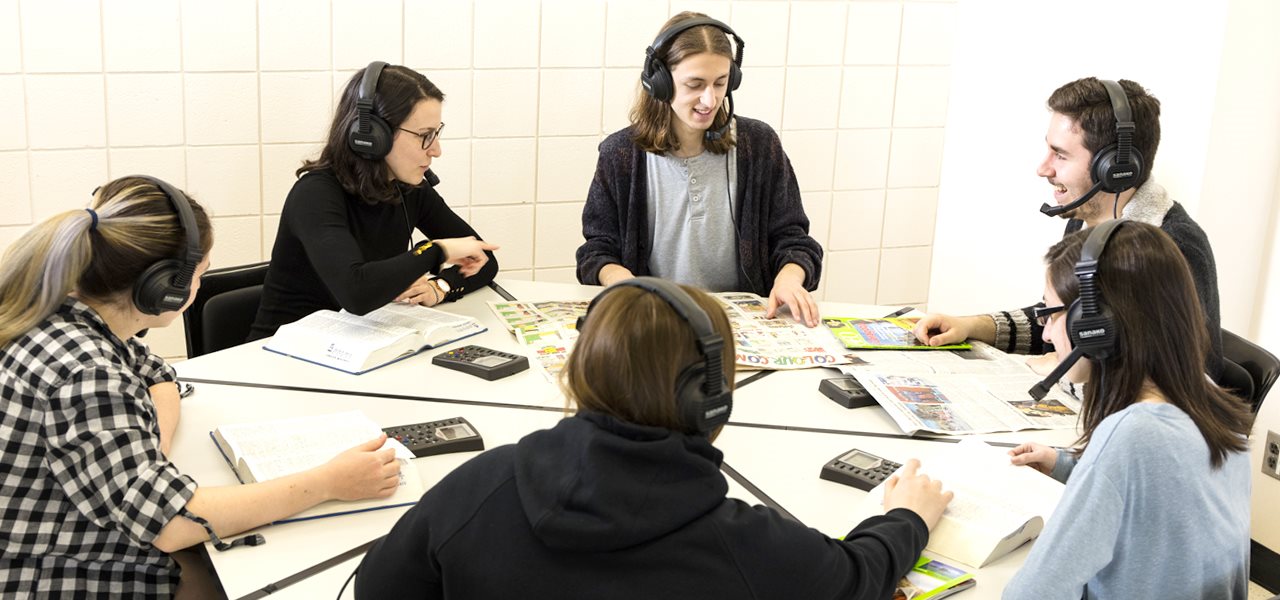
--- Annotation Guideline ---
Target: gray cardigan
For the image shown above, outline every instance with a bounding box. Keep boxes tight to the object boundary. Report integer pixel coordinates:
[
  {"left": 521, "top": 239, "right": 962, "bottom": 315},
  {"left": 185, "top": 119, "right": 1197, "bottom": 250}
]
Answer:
[{"left": 575, "top": 117, "right": 823, "bottom": 296}]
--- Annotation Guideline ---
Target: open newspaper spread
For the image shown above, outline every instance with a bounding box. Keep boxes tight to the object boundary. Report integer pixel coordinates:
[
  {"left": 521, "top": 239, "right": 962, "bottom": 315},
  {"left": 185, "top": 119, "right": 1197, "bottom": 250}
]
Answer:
[
  {"left": 839, "top": 342, "right": 1082, "bottom": 435},
  {"left": 489, "top": 293, "right": 854, "bottom": 380}
]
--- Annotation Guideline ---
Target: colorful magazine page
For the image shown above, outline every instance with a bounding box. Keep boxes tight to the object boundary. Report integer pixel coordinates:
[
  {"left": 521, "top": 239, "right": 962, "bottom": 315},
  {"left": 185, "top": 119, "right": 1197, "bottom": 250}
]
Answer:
[
  {"left": 823, "top": 317, "right": 971, "bottom": 351},
  {"left": 894, "top": 556, "right": 975, "bottom": 600}
]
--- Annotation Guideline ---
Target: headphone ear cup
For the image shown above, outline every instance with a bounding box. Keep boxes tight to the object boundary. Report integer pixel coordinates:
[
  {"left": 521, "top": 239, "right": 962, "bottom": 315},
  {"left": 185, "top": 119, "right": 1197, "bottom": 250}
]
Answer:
[
  {"left": 1090, "top": 143, "right": 1144, "bottom": 194},
  {"left": 674, "top": 364, "right": 732, "bottom": 434},
  {"left": 641, "top": 57, "right": 675, "bottom": 103},
  {"left": 347, "top": 114, "right": 394, "bottom": 160},
  {"left": 133, "top": 259, "right": 183, "bottom": 316},
  {"left": 727, "top": 62, "right": 742, "bottom": 94},
  {"left": 1067, "top": 297, "right": 1118, "bottom": 360}
]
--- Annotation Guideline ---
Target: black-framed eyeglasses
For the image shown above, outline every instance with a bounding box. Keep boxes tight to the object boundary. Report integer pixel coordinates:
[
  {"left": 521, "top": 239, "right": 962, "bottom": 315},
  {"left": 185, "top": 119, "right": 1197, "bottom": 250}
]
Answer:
[
  {"left": 398, "top": 123, "right": 445, "bottom": 150},
  {"left": 1033, "top": 304, "right": 1067, "bottom": 326}
]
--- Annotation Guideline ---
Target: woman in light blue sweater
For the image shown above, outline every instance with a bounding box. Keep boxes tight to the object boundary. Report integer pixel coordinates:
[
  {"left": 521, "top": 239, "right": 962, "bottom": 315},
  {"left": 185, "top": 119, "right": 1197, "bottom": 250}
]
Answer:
[{"left": 1003, "top": 221, "right": 1253, "bottom": 600}]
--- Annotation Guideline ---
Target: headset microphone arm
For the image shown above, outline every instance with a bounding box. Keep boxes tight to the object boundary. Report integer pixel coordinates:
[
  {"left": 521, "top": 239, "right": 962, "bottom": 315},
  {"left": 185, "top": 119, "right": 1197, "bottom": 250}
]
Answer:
[
  {"left": 1027, "top": 347, "right": 1085, "bottom": 400},
  {"left": 1040, "top": 179, "right": 1105, "bottom": 217}
]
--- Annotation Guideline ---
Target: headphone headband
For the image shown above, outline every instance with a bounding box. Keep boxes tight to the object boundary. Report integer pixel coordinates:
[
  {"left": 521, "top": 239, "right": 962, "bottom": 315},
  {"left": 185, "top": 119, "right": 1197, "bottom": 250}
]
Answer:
[
  {"left": 647, "top": 17, "right": 744, "bottom": 67},
  {"left": 1100, "top": 79, "right": 1135, "bottom": 167}
]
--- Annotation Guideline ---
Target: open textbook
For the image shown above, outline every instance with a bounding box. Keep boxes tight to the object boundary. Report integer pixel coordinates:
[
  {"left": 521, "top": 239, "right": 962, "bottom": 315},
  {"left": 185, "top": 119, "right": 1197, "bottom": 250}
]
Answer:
[
  {"left": 823, "top": 317, "right": 971, "bottom": 351},
  {"left": 264, "top": 303, "right": 485, "bottom": 374},
  {"left": 488, "top": 293, "right": 854, "bottom": 379},
  {"left": 840, "top": 342, "right": 1082, "bottom": 435},
  {"left": 859, "top": 439, "right": 1065, "bottom": 568},
  {"left": 210, "top": 410, "right": 422, "bottom": 523}
]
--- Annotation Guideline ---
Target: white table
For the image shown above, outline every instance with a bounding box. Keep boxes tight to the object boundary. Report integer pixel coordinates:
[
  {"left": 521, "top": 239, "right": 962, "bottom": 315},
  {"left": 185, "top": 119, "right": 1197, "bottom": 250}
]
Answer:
[
  {"left": 714, "top": 423, "right": 1043, "bottom": 597},
  {"left": 170, "top": 279, "right": 1081, "bottom": 599},
  {"left": 167, "top": 381, "right": 771, "bottom": 599}
]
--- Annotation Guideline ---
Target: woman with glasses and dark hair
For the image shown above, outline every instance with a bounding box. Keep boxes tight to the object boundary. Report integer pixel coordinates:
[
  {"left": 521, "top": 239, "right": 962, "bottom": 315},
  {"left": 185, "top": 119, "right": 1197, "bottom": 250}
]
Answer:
[
  {"left": 250, "top": 62, "right": 499, "bottom": 340},
  {"left": 1003, "top": 221, "right": 1252, "bottom": 599}
]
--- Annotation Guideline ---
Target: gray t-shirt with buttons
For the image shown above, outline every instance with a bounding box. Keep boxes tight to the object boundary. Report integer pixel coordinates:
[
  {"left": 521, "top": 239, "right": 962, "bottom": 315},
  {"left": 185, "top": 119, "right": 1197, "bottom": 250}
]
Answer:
[{"left": 644, "top": 148, "right": 739, "bottom": 292}]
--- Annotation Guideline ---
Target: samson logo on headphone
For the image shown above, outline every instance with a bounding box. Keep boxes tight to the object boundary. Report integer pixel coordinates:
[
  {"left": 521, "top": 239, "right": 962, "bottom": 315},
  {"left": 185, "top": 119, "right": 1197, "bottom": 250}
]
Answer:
[
  {"left": 578, "top": 277, "right": 733, "bottom": 435},
  {"left": 1079, "top": 328, "right": 1107, "bottom": 338}
]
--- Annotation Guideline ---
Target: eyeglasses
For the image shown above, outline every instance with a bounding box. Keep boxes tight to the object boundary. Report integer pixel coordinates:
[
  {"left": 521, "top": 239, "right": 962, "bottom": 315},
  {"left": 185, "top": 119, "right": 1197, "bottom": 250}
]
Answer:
[
  {"left": 397, "top": 122, "right": 445, "bottom": 150},
  {"left": 1033, "top": 304, "right": 1067, "bottom": 326}
]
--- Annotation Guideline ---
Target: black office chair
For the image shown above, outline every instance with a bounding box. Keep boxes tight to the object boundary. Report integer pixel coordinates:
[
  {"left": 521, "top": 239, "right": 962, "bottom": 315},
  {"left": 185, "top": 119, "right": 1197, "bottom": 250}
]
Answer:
[
  {"left": 183, "top": 261, "right": 270, "bottom": 358},
  {"left": 1220, "top": 329, "right": 1279, "bottom": 413}
]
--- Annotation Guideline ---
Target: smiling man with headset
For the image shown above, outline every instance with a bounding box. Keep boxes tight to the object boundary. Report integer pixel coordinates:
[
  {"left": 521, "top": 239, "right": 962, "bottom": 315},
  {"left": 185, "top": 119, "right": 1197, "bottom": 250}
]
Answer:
[{"left": 913, "top": 77, "right": 1224, "bottom": 383}]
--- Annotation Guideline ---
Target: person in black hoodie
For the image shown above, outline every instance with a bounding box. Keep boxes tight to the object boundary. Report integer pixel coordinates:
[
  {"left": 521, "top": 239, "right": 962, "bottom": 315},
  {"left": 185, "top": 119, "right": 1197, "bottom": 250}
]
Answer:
[{"left": 355, "top": 278, "right": 952, "bottom": 599}]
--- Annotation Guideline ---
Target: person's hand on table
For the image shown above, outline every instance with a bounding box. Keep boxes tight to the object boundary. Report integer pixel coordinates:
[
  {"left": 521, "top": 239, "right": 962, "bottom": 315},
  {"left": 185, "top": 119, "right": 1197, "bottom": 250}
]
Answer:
[
  {"left": 1008, "top": 442, "right": 1058, "bottom": 476},
  {"left": 598, "top": 264, "right": 636, "bottom": 287},
  {"left": 882, "top": 459, "right": 953, "bottom": 531},
  {"left": 320, "top": 434, "right": 403, "bottom": 501},
  {"left": 912, "top": 313, "right": 990, "bottom": 347},
  {"left": 1024, "top": 353, "right": 1058, "bottom": 376},
  {"left": 395, "top": 274, "right": 445, "bottom": 306},
  {"left": 766, "top": 264, "right": 818, "bottom": 328}
]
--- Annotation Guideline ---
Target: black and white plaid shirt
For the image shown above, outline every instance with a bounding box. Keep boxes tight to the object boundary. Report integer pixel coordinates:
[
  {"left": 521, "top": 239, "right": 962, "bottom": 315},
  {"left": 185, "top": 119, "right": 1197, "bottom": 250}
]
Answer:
[{"left": 1, "top": 298, "right": 198, "bottom": 598}]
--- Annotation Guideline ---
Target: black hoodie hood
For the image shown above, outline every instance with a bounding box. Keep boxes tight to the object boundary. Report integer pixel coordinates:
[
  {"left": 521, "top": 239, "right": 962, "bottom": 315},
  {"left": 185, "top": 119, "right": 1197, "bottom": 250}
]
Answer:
[{"left": 513, "top": 411, "right": 727, "bottom": 552}]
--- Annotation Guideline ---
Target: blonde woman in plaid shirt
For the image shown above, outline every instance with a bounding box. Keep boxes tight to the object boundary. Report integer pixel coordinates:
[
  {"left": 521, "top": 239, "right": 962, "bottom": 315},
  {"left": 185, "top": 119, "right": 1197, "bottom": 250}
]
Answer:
[{"left": 0, "top": 176, "right": 401, "bottom": 598}]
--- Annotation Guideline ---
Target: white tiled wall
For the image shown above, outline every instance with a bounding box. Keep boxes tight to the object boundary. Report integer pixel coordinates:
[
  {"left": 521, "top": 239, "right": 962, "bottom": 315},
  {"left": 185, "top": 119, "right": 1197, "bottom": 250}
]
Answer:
[{"left": 0, "top": 0, "right": 954, "bottom": 358}]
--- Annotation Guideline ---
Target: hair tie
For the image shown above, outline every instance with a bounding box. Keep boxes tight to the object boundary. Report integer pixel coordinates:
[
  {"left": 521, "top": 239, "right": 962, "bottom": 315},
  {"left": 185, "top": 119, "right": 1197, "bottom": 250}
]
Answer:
[{"left": 84, "top": 208, "right": 99, "bottom": 231}]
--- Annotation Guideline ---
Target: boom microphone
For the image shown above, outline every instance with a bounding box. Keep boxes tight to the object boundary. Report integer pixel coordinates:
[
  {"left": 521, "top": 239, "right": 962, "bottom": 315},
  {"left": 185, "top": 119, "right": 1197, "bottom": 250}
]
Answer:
[
  {"left": 705, "top": 93, "right": 734, "bottom": 142},
  {"left": 1040, "top": 180, "right": 1104, "bottom": 217},
  {"left": 1027, "top": 347, "right": 1084, "bottom": 400}
]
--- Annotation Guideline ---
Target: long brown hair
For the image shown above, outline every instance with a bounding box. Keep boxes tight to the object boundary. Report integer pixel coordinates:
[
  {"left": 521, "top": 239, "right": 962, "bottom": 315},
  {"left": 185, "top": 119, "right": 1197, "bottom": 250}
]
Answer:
[
  {"left": 1045, "top": 223, "right": 1250, "bottom": 467},
  {"left": 299, "top": 64, "right": 444, "bottom": 204},
  {"left": 629, "top": 11, "right": 736, "bottom": 155},
  {"left": 0, "top": 176, "right": 214, "bottom": 346},
  {"left": 562, "top": 285, "right": 735, "bottom": 433}
]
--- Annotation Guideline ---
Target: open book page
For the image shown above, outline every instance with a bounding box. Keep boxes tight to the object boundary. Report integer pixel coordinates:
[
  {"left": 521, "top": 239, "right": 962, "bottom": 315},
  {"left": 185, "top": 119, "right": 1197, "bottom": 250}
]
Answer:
[
  {"left": 281, "top": 311, "right": 415, "bottom": 349},
  {"left": 713, "top": 292, "right": 855, "bottom": 370},
  {"left": 212, "top": 411, "right": 422, "bottom": 523},
  {"left": 353, "top": 303, "right": 484, "bottom": 347},
  {"left": 863, "top": 439, "right": 1064, "bottom": 567},
  {"left": 264, "top": 310, "right": 417, "bottom": 372},
  {"left": 849, "top": 371, "right": 1081, "bottom": 435},
  {"left": 824, "top": 317, "right": 971, "bottom": 351}
]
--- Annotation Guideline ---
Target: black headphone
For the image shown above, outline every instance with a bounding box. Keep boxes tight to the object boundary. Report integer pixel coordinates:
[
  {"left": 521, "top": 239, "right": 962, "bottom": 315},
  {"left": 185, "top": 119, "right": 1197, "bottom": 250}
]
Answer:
[
  {"left": 576, "top": 277, "right": 732, "bottom": 435},
  {"left": 1065, "top": 218, "right": 1129, "bottom": 359},
  {"left": 129, "top": 175, "right": 204, "bottom": 315},
  {"left": 1028, "top": 219, "right": 1129, "bottom": 400},
  {"left": 347, "top": 61, "right": 394, "bottom": 160},
  {"left": 641, "top": 17, "right": 744, "bottom": 105},
  {"left": 1090, "top": 80, "right": 1144, "bottom": 194}
]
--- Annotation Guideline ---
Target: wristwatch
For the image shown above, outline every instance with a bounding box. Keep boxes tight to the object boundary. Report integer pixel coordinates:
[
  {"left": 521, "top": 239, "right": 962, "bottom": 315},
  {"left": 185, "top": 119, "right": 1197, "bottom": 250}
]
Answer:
[{"left": 431, "top": 277, "right": 451, "bottom": 294}]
